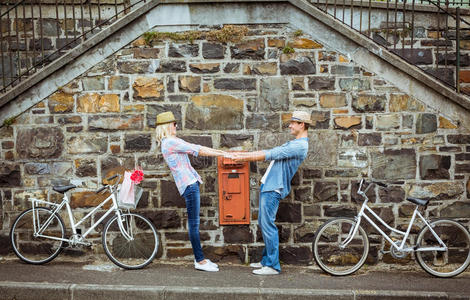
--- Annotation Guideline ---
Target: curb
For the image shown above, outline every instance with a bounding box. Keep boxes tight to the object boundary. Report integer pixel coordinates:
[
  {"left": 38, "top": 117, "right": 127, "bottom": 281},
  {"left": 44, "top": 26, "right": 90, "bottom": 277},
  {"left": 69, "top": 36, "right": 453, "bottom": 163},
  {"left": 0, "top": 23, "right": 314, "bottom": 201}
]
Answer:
[{"left": 0, "top": 281, "right": 452, "bottom": 300}]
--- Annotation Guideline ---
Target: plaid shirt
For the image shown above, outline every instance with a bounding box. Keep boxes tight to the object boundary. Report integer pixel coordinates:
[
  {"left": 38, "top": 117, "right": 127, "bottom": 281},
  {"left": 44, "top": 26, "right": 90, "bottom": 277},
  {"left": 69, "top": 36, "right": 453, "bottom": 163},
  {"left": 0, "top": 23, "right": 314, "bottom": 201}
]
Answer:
[{"left": 161, "top": 137, "right": 203, "bottom": 195}]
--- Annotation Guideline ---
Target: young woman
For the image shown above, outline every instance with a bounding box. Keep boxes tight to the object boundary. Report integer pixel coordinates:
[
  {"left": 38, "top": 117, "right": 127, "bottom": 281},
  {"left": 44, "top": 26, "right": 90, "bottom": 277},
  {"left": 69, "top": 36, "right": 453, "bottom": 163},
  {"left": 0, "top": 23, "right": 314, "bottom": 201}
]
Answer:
[{"left": 155, "top": 111, "right": 227, "bottom": 272}]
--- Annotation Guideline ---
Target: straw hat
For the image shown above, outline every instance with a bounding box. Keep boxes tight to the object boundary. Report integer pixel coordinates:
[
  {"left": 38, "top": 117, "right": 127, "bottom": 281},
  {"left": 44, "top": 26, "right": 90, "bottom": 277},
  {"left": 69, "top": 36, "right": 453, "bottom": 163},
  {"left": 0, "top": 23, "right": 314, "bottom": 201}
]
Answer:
[
  {"left": 156, "top": 111, "right": 177, "bottom": 126},
  {"left": 290, "top": 110, "right": 312, "bottom": 124}
]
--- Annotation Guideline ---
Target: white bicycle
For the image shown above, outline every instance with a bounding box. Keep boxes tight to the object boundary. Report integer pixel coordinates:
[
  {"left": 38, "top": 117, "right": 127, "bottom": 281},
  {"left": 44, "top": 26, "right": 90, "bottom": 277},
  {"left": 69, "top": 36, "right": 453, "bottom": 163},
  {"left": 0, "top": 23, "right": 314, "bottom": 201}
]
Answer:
[
  {"left": 10, "top": 174, "right": 159, "bottom": 269},
  {"left": 313, "top": 179, "right": 470, "bottom": 277}
]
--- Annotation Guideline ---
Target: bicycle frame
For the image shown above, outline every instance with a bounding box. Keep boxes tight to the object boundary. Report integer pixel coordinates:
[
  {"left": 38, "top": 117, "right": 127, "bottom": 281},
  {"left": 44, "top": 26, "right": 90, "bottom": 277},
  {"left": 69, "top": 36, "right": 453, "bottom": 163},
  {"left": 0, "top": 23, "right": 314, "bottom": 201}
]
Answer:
[
  {"left": 341, "top": 180, "right": 447, "bottom": 253},
  {"left": 28, "top": 183, "right": 132, "bottom": 246}
]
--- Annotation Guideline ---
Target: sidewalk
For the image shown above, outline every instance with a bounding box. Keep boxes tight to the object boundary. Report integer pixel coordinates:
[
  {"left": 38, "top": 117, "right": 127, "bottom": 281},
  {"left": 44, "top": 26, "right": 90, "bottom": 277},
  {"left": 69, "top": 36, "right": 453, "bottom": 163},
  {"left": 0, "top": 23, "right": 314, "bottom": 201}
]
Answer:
[{"left": 0, "top": 258, "right": 469, "bottom": 300}]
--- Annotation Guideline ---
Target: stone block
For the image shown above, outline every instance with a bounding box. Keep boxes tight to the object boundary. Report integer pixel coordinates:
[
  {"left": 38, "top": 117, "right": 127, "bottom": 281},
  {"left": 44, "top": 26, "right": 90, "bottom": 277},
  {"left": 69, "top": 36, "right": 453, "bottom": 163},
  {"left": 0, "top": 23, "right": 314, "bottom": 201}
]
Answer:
[
  {"left": 292, "top": 77, "right": 305, "bottom": 90},
  {"left": 117, "top": 60, "right": 154, "bottom": 73},
  {"left": 0, "top": 163, "right": 21, "bottom": 187},
  {"left": 423, "top": 67, "right": 455, "bottom": 87},
  {"left": 441, "top": 202, "right": 470, "bottom": 218},
  {"left": 358, "top": 133, "right": 382, "bottom": 146},
  {"left": 408, "top": 182, "right": 464, "bottom": 200},
  {"left": 230, "top": 38, "right": 265, "bottom": 60},
  {"left": 189, "top": 63, "right": 220, "bottom": 74},
  {"left": 133, "top": 48, "right": 161, "bottom": 59},
  {"left": 74, "top": 158, "right": 97, "bottom": 177},
  {"left": 259, "top": 77, "right": 289, "bottom": 111},
  {"left": 280, "top": 56, "right": 316, "bottom": 75},
  {"left": 88, "top": 115, "right": 143, "bottom": 131},
  {"left": 376, "top": 114, "right": 400, "bottom": 131},
  {"left": 66, "top": 136, "right": 108, "bottom": 154},
  {"left": 16, "top": 127, "right": 64, "bottom": 159},
  {"left": 141, "top": 210, "right": 181, "bottom": 229},
  {"left": 220, "top": 134, "right": 253, "bottom": 149},
  {"left": 124, "top": 134, "right": 151, "bottom": 152},
  {"left": 185, "top": 95, "right": 243, "bottom": 130},
  {"left": 378, "top": 185, "right": 406, "bottom": 203},
  {"left": 161, "top": 180, "right": 185, "bottom": 208},
  {"left": 456, "top": 163, "right": 470, "bottom": 173},
  {"left": 280, "top": 246, "right": 312, "bottom": 265},
  {"left": 331, "top": 65, "right": 360, "bottom": 76},
  {"left": 308, "top": 76, "right": 335, "bottom": 90},
  {"left": 276, "top": 202, "right": 301, "bottom": 223},
  {"left": 252, "top": 62, "right": 277, "bottom": 75},
  {"left": 24, "top": 163, "right": 50, "bottom": 175},
  {"left": 338, "top": 149, "right": 368, "bottom": 168},
  {"left": 48, "top": 92, "right": 74, "bottom": 113},
  {"left": 77, "top": 93, "right": 120, "bottom": 113},
  {"left": 268, "top": 38, "right": 285, "bottom": 48},
  {"left": 319, "top": 93, "right": 346, "bottom": 108},
  {"left": 132, "top": 77, "right": 164, "bottom": 101},
  {"left": 294, "top": 186, "right": 313, "bottom": 203},
  {"left": 334, "top": 116, "right": 361, "bottom": 129},
  {"left": 313, "top": 181, "right": 338, "bottom": 202},
  {"left": 202, "top": 42, "right": 225, "bottom": 59},
  {"left": 438, "top": 116, "right": 458, "bottom": 129},
  {"left": 1, "top": 141, "right": 14, "bottom": 150},
  {"left": 416, "top": 113, "right": 437, "bottom": 134},
  {"left": 168, "top": 43, "right": 199, "bottom": 58},
  {"left": 203, "top": 245, "right": 245, "bottom": 263},
  {"left": 324, "top": 205, "right": 357, "bottom": 217},
  {"left": 214, "top": 78, "right": 256, "bottom": 90},
  {"left": 223, "top": 63, "right": 240, "bottom": 73},
  {"left": 437, "top": 53, "right": 470, "bottom": 67},
  {"left": 294, "top": 223, "right": 317, "bottom": 242},
  {"left": 157, "top": 60, "right": 187, "bottom": 73},
  {"left": 82, "top": 77, "right": 105, "bottom": 90},
  {"left": 291, "top": 38, "right": 323, "bottom": 49},
  {"left": 447, "top": 135, "right": 470, "bottom": 144},
  {"left": 352, "top": 94, "right": 386, "bottom": 112},
  {"left": 419, "top": 155, "right": 450, "bottom": 180},
  {"left": 223, "top": 226, "right": 253, "bottom": 243},
  {"left": 178, "top": 76, "right": 201, "bottom": 93},
  {"left": 339, "top": 78, "right": 371, "bottom": 91},
  {"left": 246, "top": 113, "right": 279, "bottom": 130},
  {"left": 310, "top": 111, "right": 330, "bottom": 129},
  {"left": 371, "top": 149, "right": 416, "bottom": 180},
  {"left": 305, "top": 131, "right": 338, "bottom": 167},
  {"left": 108, "top": 76, "right": 129, "bottom": 90}
]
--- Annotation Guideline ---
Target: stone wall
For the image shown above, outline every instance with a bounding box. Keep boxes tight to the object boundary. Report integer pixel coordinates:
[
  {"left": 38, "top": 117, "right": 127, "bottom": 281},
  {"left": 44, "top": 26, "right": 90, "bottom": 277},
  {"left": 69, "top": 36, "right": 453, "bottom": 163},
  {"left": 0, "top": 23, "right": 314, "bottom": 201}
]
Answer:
[{"left": 1, "top": 23, "right": 469, "bottom": 266}]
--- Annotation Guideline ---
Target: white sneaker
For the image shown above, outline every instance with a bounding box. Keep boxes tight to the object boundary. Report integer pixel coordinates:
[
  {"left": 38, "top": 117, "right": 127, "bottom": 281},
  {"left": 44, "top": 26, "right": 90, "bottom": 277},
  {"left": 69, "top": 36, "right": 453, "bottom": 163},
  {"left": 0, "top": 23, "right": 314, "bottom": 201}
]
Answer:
[
  {"left": 194, "top": 260, "right": 219, "bottom": 272},
  {"left": 206, "top": 259, "right": 218, "bottom": 268},
  {"left": 249, "top": 262, "right": 263, "bottom": 268},
  {"left": 252, "top": 266, "right": 279, "bottom": 275}
]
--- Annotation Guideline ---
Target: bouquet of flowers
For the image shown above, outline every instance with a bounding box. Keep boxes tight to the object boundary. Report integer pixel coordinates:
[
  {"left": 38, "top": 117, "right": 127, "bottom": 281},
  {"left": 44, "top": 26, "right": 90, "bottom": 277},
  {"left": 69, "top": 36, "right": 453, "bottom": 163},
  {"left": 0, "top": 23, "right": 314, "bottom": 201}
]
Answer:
[{"left": 118, "top": 167, "right": 144, "bottom": 209}]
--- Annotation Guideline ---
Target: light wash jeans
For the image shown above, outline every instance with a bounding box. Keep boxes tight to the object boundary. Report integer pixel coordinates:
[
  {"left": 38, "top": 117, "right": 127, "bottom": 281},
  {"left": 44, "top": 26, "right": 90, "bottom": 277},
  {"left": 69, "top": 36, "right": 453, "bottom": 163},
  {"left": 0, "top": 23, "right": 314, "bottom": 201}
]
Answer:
[
  {"left": 258, "top": 186, "right": 282, "bottom": 272},
  {"left": 183, "top": 182, "right": 204, "bottom": 262}
]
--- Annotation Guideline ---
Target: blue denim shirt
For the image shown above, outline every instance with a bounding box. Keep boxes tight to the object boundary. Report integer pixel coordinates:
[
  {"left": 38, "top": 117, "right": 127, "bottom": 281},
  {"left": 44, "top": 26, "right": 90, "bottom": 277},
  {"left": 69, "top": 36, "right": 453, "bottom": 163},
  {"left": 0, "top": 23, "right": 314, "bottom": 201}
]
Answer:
[{"left": 261, "top": 137, "right": 309, "bottom": 199}]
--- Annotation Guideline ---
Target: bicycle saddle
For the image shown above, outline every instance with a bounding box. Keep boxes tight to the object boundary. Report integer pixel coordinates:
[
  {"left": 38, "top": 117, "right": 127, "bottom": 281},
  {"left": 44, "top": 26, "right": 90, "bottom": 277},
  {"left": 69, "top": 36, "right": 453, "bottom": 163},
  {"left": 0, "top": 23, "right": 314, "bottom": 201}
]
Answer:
[
  {"left": 406, "top": 197, "right": 429, "bottom": 206},
  {"left": 53, "top": 185, "right": 76, "bottom": 194}
]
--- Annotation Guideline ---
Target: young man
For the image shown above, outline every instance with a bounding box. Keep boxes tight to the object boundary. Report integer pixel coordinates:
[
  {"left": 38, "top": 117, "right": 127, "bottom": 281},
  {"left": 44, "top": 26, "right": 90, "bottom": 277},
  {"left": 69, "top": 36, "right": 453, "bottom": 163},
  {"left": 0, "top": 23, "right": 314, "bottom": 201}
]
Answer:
[{"left": 232, "top": 110, "right": 311, "bottom": 275}]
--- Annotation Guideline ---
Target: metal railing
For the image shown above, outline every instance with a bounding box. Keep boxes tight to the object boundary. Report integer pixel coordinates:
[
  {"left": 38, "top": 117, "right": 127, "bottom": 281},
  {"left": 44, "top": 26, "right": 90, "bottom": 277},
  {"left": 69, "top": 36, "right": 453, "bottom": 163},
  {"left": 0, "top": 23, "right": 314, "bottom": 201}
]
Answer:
[
  {"left": 312, "top": 0, "right": 470, "bottom": 94},
  {"left": 0, "top": 0, "right": 147, "bottom": 94}
]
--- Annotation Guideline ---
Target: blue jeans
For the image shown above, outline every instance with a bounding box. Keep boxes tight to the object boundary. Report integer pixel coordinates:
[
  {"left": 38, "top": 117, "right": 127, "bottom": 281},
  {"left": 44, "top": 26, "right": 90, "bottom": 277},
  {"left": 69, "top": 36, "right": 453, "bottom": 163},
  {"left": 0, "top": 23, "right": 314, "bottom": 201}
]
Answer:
[
  {"left": 182, "top": 182, "right": 204, "bottom": 262},
  {"left": 258, "top": 187, "right": 282, "bottom": 272}
]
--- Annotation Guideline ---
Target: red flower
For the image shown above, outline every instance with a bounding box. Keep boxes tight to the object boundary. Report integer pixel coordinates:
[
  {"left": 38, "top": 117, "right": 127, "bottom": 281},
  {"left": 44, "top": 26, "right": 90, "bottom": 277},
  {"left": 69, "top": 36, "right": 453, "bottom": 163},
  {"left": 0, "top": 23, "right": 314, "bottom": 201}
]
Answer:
[{"left": 130, "top": 168, "right": 144, "bottom": 184}]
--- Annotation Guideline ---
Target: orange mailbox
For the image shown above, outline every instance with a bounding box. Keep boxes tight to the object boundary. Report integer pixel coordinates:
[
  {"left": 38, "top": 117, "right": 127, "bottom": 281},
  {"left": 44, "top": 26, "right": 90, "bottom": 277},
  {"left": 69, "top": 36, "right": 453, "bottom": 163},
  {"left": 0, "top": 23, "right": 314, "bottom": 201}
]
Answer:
[{"left": 217, "top": 156, "right": 250, "bottom": 225}]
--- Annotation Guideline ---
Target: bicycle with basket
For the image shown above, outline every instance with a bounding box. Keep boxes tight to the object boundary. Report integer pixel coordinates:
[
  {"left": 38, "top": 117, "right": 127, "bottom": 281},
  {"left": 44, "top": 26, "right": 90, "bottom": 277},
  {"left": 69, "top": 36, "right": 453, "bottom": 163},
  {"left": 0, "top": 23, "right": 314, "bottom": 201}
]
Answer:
[{"left": 10, "top": 172, "right": 158, "bottom": 269}]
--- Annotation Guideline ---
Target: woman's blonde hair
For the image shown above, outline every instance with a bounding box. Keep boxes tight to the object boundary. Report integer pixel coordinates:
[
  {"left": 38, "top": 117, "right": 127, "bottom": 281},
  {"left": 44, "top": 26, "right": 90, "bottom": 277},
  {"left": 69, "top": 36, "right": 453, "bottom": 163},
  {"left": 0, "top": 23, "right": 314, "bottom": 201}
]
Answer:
[{"left": 155, "top": 123, "right": 173, "bottom": 146}]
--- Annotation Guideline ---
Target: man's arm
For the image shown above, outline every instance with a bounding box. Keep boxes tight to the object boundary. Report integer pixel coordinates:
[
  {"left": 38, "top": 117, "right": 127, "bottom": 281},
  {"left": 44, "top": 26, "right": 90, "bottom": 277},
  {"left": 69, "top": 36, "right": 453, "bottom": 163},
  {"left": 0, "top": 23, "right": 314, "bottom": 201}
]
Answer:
[{"left": 232, "top": 150, "right": 266, "bottom": 162}]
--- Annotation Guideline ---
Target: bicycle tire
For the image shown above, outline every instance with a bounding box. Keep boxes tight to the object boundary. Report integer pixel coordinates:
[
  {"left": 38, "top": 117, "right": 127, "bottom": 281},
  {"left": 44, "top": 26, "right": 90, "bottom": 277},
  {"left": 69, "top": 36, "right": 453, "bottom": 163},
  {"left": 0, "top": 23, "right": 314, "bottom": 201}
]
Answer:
[
  {"left": 415, "top": 219, "right": 470, "bottom": 278},
  {"left": 102, "top": 212, "right": 158, "bottom": 269},
  {"left": 313, "top": 217, "right": 369, "bottom": 276},
  {"left": 10, "top": 207, "right": 65, "bottom": 264}
]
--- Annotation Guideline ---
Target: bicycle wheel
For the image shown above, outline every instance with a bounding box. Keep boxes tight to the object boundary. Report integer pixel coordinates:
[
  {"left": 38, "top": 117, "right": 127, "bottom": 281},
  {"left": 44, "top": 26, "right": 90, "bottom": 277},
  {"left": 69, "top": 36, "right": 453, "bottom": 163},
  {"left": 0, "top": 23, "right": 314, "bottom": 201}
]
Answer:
[
  {"left": 313, "top": 218, "right": 369, "bottom": 276},
  {"left": 416, "top": 219, "right": 470, "bottom": 277},
  {"left": 102, "top": 212, "right": 158, "bottom": 269},
  {"left": 10, "top": 207, "right": 65, "bottom": 264}
]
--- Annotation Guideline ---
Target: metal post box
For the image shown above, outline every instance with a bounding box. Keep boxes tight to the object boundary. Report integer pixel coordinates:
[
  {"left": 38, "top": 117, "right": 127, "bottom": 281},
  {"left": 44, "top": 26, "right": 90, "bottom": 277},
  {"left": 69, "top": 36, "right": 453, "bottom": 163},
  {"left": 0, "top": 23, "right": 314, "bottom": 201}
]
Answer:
[{"left": 217, "top": 156, "right": 250, "bottom": 225}]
